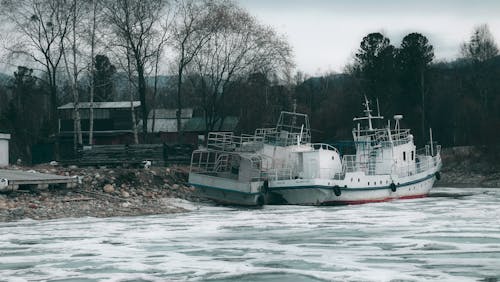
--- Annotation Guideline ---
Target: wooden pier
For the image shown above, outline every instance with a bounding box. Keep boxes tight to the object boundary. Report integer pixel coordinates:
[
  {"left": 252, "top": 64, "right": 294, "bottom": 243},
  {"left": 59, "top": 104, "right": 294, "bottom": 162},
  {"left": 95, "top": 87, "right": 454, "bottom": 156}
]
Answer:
[{"left": 0, "top": 169, "right": 78, "bottom": 192}]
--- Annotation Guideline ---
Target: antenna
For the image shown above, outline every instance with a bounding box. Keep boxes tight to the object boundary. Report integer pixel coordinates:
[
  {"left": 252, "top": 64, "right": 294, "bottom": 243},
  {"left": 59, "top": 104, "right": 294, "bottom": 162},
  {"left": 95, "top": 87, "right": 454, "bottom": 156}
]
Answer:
[{"left": 376, "top": 98, "right": 381, "bottom": 117}]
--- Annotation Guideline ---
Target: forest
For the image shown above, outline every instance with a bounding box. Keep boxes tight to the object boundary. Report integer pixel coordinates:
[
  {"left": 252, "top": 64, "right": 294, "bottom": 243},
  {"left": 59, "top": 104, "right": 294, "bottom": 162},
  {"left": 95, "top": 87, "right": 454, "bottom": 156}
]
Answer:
[{"left": 0, "top": 0, "right": 499, "bottom": 163}]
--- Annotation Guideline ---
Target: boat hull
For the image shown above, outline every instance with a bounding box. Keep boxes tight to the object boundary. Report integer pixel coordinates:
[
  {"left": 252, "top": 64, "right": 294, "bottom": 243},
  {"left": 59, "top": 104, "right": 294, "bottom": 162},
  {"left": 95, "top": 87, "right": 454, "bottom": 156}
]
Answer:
[
  {"left": 269, "top": 173, "right": 437, "bottom": 205},
  {"left": 189, "top": 173, "right": 265, "bottom": 206}
]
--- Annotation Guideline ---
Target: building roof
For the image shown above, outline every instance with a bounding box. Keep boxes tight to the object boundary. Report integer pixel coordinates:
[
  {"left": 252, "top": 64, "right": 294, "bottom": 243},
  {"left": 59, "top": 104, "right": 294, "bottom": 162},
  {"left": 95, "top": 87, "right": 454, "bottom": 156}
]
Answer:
[
  {"left": 147, "top": 108, "right": 193, "bottom": 119},
  {"left": 183, "top": 116, "right": 239, "bottom": 132},
  {"left": 58, "top": 101, "right": 141, "bottom": 110}
]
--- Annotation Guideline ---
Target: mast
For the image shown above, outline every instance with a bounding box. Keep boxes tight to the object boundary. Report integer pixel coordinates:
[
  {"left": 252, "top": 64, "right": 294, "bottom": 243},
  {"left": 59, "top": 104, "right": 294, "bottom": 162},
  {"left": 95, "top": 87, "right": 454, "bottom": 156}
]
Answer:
[
  {"left": 353, "top": 96, "right": 384, "bottom": 131},
  {"left": 430, "top": 128, "right": 434, "bottom": 156}
]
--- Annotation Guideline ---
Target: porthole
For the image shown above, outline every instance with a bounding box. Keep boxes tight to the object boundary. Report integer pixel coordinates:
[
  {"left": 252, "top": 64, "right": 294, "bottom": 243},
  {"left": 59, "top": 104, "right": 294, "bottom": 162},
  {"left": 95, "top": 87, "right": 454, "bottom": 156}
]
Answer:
[{"left": 358, "top": 178, "right": 360, "bottom": 182}]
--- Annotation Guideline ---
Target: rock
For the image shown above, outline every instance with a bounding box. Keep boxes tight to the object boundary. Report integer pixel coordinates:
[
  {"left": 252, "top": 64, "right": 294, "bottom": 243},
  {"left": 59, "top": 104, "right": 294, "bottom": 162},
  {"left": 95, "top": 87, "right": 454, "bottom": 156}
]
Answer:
[
  {"left": 121, "top": 191, "right": 130, "bottom": 198},
  {"left": 10, "top": 207, "right": 25, "bottom": 217},
  {"left": 68, "top": 165, "right": 78, "bottom": 169},
  {"left": 0, "top": 199, "right": 8, "bottom": 210},
  {"left": 172, "top": 184, "right": 180, "bottom": 190},
  {"left": 28, "top": 203, "right": 38, "bottom": 209},
  {"left": 103, "top": 184, "right": 115, "bottom": 193},
  {"left": 121, "top": 202, "right": 131, "bottom": 208}
]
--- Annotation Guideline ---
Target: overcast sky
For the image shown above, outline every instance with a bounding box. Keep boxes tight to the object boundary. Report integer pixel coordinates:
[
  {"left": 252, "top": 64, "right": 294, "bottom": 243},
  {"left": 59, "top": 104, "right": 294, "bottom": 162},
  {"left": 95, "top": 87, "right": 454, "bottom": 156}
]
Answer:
[{"left": 238, "top": 0, "right": 500, "bottom": 75}]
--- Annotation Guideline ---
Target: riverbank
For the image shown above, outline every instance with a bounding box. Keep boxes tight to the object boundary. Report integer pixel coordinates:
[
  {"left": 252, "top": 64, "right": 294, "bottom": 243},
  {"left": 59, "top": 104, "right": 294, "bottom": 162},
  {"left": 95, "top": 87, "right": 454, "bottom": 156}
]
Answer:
[
  {"left": 1, "top": 146, "right": 498, "bottom": 221},
  {"left": 0, "top": 165, "right": 200, "bottom": 222},
  {"left": 438, "top": 146, "right": 500, "bottom": 188}
]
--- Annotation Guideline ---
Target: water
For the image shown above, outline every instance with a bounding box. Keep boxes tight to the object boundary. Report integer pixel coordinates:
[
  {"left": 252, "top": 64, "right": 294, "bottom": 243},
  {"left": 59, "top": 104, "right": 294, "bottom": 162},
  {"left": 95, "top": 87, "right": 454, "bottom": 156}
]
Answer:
[{"left": 1, "top": 188, "right": 499, "bottom": 282}]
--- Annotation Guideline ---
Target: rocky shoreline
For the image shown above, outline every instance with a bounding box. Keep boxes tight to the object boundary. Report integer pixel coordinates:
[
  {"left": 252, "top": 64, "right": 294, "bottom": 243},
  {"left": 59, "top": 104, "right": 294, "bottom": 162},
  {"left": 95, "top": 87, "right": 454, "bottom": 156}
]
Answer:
[
  {"left": 0, "top": 165, "right": 200, "bottom": 222},
  {"left": 1, "top": 146, "right": 498, "bottom": 222},
  {"left": 438, "top": 146, "right": 500, "bottom": 188}
]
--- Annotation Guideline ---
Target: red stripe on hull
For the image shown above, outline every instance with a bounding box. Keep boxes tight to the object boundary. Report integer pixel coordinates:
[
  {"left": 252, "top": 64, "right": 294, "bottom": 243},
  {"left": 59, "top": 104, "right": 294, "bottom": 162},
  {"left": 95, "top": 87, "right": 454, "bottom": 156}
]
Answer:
[{"left": 322, "top": 193, "right": 428, "bottom": 206}]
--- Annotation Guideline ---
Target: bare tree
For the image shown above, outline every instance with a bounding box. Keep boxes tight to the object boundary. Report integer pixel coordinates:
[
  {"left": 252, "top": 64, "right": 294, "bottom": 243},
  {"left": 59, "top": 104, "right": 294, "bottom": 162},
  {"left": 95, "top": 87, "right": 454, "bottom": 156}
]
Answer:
[
  {"left": 102, "top": 0, "right": 167, "bottom": 141},
  {"left": 88, "top": 0, "right": 98, "bottom": 145},
  {"left": 461, "top": 24, "right": 499, "bottom": 62},
  {"left": 126, "top": 47, "right": 139, "bottom": 144},
  {"left": 151, "top": 6, "right": 175, "bottom": 134},
  {"left": 1, "top": 0, "right": 72, "bottom": 136},
  {"left": 61, "top": 0, "right": 83, "bottom": 150},
  {"left": 189, "top": 2, "right": 292, "bottom": 136},
  {"left": 171, "top": 0, "right": 214, "bottom": 141}
]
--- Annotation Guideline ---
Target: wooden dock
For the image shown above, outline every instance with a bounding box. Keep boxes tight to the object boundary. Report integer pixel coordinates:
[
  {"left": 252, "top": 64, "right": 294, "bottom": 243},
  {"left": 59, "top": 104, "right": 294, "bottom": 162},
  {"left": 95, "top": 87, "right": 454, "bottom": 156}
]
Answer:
[{"left": 0, "top": 169, "right": 78, "bottom": 192}]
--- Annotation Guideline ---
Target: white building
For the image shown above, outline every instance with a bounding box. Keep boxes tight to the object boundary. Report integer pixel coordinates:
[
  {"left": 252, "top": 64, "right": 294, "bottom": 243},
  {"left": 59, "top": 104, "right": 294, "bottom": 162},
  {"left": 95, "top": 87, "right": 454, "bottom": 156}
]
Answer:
[{"left": 0, "top": 133, "right": 10, "bottom": 166}]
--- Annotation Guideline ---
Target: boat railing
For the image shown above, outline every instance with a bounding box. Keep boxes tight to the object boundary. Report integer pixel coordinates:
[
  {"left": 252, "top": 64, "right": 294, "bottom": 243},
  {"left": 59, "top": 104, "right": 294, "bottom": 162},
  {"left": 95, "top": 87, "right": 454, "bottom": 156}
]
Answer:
[
  {"left": 207, "top": 132, "right": 264, "bottom": 152},
  {"left": 393, "top": 153, "right": 441, "bottom": 178},
  {"left": 342, "top": 144, "right": 441, "bottom": 177},
  {"left": 255, "top": 127, "right": 278, "bottom": 137},
  {"left": 355, "top": 129, "right": 411, "bottom": 146},
  {"left": 311, "top": 143, "right": 339, "bottom": 153},
  {"left": 417, "top": 144, "right": 441, "bottom": 157},
  {"left": 254, "top": 128, "right": 311, "bottom": 146},
  {"left": 254, "top": 112, "right": 312, "bottom": 147},
  {"left": 190, "top": 149, "right": 268, "bottom": 182},
  {"left": 341, "top": 154, "right": 381, "bottom": 175}
]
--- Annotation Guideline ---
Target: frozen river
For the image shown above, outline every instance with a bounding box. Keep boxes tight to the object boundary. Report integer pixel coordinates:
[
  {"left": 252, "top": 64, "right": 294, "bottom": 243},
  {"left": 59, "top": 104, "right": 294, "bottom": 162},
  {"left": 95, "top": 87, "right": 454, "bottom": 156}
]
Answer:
[{"left": 1, "top": 187, "right": 499, "bottom": 281}]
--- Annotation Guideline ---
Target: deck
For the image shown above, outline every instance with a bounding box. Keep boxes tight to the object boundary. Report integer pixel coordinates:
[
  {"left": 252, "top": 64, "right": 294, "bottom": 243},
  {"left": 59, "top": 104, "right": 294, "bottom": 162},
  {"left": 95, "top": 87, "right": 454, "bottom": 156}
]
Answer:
[{"left": 0, "top": 169, "right": 78, "bottom": 192}]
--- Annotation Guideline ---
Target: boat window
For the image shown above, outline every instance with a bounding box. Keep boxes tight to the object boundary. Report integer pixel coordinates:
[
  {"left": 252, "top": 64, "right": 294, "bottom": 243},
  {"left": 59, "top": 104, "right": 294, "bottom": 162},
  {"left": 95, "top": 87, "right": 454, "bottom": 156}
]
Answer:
[
  {"left": 331, "top": 156, "right": 334, "bottom": 160},
  {"left": 351, "top": 178, "right": 353, "bottom": 182},
  {"left": 403, "top": 151, "right": 406, "bottom": 161},
  {"left": 358, "top": 178, "right": 360, "bottom": 182},
  {"left": 368, "top": 182, "right": 370, "bottom": 186},
  {"left": 411, "top": 151, "right": 414, "bottom": 160}
]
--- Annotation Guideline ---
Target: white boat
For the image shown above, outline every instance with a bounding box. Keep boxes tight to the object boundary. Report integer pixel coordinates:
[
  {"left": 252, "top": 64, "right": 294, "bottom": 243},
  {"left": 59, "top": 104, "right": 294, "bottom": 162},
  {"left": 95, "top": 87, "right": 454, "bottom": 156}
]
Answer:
[
  {"left": 188, "top": 111, "right": 311, "bottom": 206},
  {"left": 266, "top": 98, "right": 442, "bottom": 205},
  {"left": 188, "top": 98, "right": 442, "bottom": 206}
]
